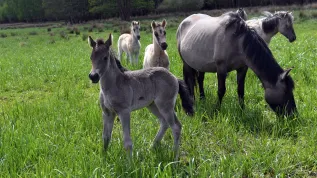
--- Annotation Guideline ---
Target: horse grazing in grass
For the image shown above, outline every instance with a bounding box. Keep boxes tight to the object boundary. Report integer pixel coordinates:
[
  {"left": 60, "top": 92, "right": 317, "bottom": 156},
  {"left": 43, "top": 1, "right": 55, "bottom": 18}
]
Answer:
[
  {"left": 195, "top": 10, "right": 296, "bottom": 102},
  {"left": 246, "top": 11, "right": 296, "bottom": 44},
  {"left": 118, "top": 21, "right": 141, "bottom": 64},
  {"left": 143, "top": 20, "right": 169, "bottom": 70},
  {"left": 88, "top": 34, "right": 194, "bottom": 159},
  {"left": 177, "top": 11, "right": 297, "bottom": 116}
]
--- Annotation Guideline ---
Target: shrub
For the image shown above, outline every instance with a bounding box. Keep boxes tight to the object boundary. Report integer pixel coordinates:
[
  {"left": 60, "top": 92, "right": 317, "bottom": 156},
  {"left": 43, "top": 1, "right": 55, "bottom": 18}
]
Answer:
[
  {"left": 59, "top": 31, "right": 69, "bottom": 40},
  {"left": 82, "top": 33, "right": 88, "bottom": 41},
  {"left": 73, "top": 27, "right": 80, "bottom": 35},
  {"left": 299, "top": 11, "right": 308, "bottom": 19},
  {"left": 311, "top": 12, "right": 317, "bottom": 18},
  {"left": 0, "top": 33, "right": 7, "bottom": 38},
  {"left": 47, "top": 28, "right": 51, "bottom": 32},
  {"left": 88, "top": 26, "right": 93, "bottom": 32},
  {"left": 48, "top": 38, "right": 55, "bottom": 44},
  {"left": 28, "top": 31, "right": 38, "bottom": 35},
  {"left": 10, "top": 32, "right": 17, "bottom": 36}
]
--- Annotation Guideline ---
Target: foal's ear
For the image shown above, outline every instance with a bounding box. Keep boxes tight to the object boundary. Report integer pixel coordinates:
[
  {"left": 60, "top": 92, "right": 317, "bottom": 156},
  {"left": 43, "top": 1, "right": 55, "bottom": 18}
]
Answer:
[
  {"left": 162, "top": 19, "right": 167, "bottom": 28},
  {"left": 151, "top": 20, "right": 156, "bottom": 28},
  {"left": 280, "top": 67, "right": 293, "bottom": 80},
  {"left": 105, "top": 33, "right": 113, "bottom": 46},
  {"left": 88, "top": 36, "right": 96, "bottom": 48}
]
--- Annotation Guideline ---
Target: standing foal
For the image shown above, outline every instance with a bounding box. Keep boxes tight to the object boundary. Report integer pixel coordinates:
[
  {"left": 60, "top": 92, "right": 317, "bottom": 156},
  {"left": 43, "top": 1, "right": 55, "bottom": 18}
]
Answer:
[
  {"left": 88, "top": 34, "right": 194, "bottom": 159},
  {"left": 143, "top": 20, "right": 169, "bottom": 70},
  {"left": 118, "top": 21, "right": 141, "bottom": 64}
]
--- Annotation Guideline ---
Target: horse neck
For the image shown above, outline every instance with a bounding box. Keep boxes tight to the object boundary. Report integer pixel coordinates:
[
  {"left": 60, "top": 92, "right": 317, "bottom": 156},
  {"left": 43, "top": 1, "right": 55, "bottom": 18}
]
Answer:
[
  {"left": 100, "top": 55, "right": 124, "bottom": 89},
  {"left": 241, "top": 32, "right": 283, "bottom": 89},
  {"left": 261, "top": 18, "right": 278, "bottom": 44},
  {"left": 130, "top": 32, "right": 138, "bottom": 44},
  {"left": 153, "top": 34, "right": 163, "bottom": 55}
]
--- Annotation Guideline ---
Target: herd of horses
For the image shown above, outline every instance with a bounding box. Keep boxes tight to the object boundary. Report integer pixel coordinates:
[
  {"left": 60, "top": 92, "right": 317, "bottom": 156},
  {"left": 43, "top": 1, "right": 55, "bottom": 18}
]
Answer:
[{"left": 87, "top": 9, "right": 297, "bottom": 159}]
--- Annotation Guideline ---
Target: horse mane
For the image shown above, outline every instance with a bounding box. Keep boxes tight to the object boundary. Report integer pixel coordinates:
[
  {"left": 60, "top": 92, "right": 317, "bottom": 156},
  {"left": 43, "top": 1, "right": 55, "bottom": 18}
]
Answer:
[
  {"left": 225, "top": 12, "right": 294, "bottom": 89},
  {"left": 96, "top": 38, "right": 128, "bottom": 73},
  {"left": 262, "top": 16, "right": 279, "bottom": 34}
]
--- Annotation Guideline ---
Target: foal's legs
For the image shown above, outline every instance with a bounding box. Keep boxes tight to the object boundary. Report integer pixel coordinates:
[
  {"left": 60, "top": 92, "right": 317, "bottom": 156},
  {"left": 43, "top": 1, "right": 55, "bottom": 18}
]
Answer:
[
  {"left": 197, "top": 71, "right": 206, "bottom": 99},
  {"left": 236, "top": 66, "right": 248, "bottom": 109},
  {"left": 117, "top": 111, "right": 133, "bottom": 157},
  {"left": 147, "top": 103, "right": 168, "bottom": 147},
  {"left": 102, "top": 110, "right": 116, "bottom": 150}
]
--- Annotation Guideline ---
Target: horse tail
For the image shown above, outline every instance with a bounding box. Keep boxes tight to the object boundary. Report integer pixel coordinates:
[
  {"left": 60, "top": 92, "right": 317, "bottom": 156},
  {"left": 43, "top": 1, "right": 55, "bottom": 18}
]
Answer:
[
  {"left": 178, "top": 79, "right": 194, "bottom": 116},
  {"left": 177, "top": 39, "right": 197, "bottom": 99}
]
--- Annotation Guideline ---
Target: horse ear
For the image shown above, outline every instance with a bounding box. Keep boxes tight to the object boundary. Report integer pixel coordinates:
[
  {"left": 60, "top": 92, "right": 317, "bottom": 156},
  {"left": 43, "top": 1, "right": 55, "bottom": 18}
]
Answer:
[
  {"left": 151, "top": 21, "right": 156, "bottom": 28},
  {"left": 280, "top": 67, "right": 293, "bottom": 80},
  {"left": 88, "top": 36, "right": 96, "bottom": 48},
  {"left": 162, "top": 19, "right": 167, "bottom": 28},
  {"left": 105, "top": 33, "right": 113, "bottom": 46}
]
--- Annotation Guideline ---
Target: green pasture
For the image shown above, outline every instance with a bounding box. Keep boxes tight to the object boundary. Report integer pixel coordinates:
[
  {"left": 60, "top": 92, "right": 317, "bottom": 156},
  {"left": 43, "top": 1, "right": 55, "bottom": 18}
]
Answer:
[{"left": 0, "top": 12, "right": 317, "bottom": 177}]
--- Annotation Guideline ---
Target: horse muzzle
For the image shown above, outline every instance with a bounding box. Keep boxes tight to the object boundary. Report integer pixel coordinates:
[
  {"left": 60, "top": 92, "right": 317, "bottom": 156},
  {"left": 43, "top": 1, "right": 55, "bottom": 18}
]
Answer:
[
  {"left": 161, "top": 42, "right": 168, "bottom": 50},
  {"left": 289, "top": 36, "right": 296, "bottom": 42},
  {"left": 89, "top": 73, "right": 100, "bottom": 83},
  {"left": 137, "top": 35, "right": 141, "bottom": 40}
]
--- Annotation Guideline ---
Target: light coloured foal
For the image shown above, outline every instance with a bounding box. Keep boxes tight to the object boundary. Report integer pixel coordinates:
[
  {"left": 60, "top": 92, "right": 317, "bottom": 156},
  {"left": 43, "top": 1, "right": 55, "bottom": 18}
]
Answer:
[
  {"left": 143, "top": 20, "right": 169, "bottom": 70},
  {"left": 118, "top": 21, "right": 141, "bottom": 64}
]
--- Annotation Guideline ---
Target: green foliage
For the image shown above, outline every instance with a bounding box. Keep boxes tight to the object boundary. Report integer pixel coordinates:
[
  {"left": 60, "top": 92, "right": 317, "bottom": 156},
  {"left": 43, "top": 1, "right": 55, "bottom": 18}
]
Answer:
[
  {"left": 158, "top": 0, "right": 204, "bottom": 12},
  {"left": 0, "top": 33, "right": 7, "bottom": 38}
]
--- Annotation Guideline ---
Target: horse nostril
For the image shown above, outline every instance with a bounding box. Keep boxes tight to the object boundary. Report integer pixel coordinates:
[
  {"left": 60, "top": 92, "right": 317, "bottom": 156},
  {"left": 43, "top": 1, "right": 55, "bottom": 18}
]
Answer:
[
  {"left": 137, "top": 36, "right": 140, "bottom": 40},
  {"left": 161, "top": 43, "right": 168, "bottom": 50},
  {"left": 89, "top": 73, "right": 100, "bottom": 83}
]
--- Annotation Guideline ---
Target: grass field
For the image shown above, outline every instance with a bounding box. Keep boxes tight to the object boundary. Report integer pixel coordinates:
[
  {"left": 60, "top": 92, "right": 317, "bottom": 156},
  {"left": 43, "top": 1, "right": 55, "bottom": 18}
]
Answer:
[{"left": 1, "top": 9, "right": 317, "bottom": 177}]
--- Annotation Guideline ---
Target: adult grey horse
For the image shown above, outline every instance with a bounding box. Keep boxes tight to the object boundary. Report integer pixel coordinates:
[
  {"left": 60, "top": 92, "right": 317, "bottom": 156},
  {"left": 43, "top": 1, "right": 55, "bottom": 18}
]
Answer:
[
  {"left": 87, "top": 34, "right": 194, "bottom": 159},
  {"left": 177, "top": 11, "right": 297, "bottom": 116},
  {"left": 195, "top": 10, "right": 296, "bottom": 103}
]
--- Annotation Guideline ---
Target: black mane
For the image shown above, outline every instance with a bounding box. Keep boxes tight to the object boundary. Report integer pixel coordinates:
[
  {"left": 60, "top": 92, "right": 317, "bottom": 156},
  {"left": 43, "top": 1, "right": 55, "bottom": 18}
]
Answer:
[
  {"left": 262, "top": 16, "right": 279, "bottom": 34},
  {"left": 225, "top": 12, "right": 294, "bottom": 89}
]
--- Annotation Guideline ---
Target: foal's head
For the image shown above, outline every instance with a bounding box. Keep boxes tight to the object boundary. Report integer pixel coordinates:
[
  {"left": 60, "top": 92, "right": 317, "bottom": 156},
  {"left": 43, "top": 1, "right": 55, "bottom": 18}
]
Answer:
[
  {"left": 263, "top": 11, "right": 296, "bottom": 42},
  {"left": 264, "top": 68, "right": 297, "bottom": 116},
  {"left": 88, "top": 34, "right": 112, "bottom": 83},
  {"left": 151, "top": 19, "right": 168, "bottom": 50},
  {"left": 131, "top": 21, "right": 141, "bottom": 40}
]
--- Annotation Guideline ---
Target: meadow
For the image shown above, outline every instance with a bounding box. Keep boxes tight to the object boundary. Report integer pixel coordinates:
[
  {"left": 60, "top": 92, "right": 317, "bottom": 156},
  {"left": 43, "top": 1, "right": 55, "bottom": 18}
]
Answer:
[{"left": 0, "top": 8, "right": 317, "bottom": 177}]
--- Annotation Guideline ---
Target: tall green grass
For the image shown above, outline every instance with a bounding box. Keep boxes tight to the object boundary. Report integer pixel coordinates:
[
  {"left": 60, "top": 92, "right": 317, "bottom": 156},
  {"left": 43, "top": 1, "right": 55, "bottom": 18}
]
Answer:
[{"left": 0, "top": 15, "right": 317, "bottom": 177}]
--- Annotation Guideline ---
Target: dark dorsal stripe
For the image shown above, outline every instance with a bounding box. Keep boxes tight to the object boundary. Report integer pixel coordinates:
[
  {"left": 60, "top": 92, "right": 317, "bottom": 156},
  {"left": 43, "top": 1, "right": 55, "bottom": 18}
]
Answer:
[
  {"left": 225, "top": 12, "right": 294, "bottom": 89},
  {"left": 262, "top": 16, "right": 279, "bottom": 34}
]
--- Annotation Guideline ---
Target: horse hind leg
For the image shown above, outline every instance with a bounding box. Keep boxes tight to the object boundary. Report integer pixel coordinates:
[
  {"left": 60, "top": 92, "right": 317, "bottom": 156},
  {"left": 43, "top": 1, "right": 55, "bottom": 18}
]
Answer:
[
  {"left": 197, "top": 71, "right": 206, "bottom": 100},
  {"left": 147, "top": 103, "right": 168, "bottom": 147},
  {"left": 155, "top": 100, "right": 182, "bottom": 160},
  {"left": 236, "top": 66, "right": 248, "bottom": 109},
  {"left": 118, "top": 45, "right": 123, "bottom": 61}
]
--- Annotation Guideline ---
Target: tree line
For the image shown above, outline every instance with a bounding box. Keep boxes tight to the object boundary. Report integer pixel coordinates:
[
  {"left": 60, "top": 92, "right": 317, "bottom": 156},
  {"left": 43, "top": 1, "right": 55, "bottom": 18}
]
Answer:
[{"left": 0, "top": 0, "right": 313, "bottom": 23}]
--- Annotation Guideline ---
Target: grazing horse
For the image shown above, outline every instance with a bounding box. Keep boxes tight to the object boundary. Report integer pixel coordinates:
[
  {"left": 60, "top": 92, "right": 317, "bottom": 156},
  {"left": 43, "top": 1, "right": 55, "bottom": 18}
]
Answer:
[
  {"left": 196, "top": 11, "right": 296, "bottom": 102},
  {"left": 247, "top": 11, "right": 296, "bottom": 44},
  {"left": 88, "top": 34, "right": 194, "bottom": 159},
  {"left": 118, "top": 21, "right": 141, "bottom": 64},
  {"left": 177, "top": 11, "right": 297, "bottom": 116},
  {"left": 143, "top": 20, "right": 169, "bottom": 70}
]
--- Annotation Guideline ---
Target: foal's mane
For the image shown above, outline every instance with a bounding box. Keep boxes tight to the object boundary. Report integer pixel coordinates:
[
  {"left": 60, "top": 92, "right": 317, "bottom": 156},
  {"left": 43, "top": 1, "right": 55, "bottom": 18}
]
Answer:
[
  {"left": 225, "top": 12, "right": 294, "bottom": 89},
  {"left": 96, "top": 38, "right": 128, "bottom": 73},
  {"left": 262, "top": 15, "right": 279, "bottom": 34}
]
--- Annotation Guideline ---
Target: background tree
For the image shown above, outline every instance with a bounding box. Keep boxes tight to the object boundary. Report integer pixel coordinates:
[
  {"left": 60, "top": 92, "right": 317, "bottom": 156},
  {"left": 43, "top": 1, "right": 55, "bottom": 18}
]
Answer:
[{"left": 117, "top": 0, "right": 131, "bottom": 21}]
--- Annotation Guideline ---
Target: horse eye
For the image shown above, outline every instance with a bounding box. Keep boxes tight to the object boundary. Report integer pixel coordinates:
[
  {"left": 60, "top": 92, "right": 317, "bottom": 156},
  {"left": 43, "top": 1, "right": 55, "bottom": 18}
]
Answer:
[{"left": 154, "top": 32, "right": 158, "bottom": 37}]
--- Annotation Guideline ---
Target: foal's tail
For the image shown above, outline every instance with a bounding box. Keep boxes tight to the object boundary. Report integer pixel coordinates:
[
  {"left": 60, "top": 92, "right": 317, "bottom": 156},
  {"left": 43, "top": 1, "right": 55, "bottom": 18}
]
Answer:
[{"left": 178, "top": 79, "right": 194, "bottom": 116}]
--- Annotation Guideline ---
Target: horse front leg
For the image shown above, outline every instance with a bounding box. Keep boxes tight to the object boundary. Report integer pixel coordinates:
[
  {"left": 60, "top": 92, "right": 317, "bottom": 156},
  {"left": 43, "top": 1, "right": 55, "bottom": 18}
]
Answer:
[
  {"left": 102, "top": 109, "right": 116, "bottom": 151},
  {"left": 117, "top": 111, "right": 133, "bottom": 157},
  {"left": 183, "top": 62, "right": 196, "bottom": 100},
  {"left": 197, "top": 71, "right": 206, "bottom": 100},
  {"left": 216, "top": 69, "right": 227, "bottom": 108},
  {"left": 236, "top": 66, "right": 248, "bottom": 109}
]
